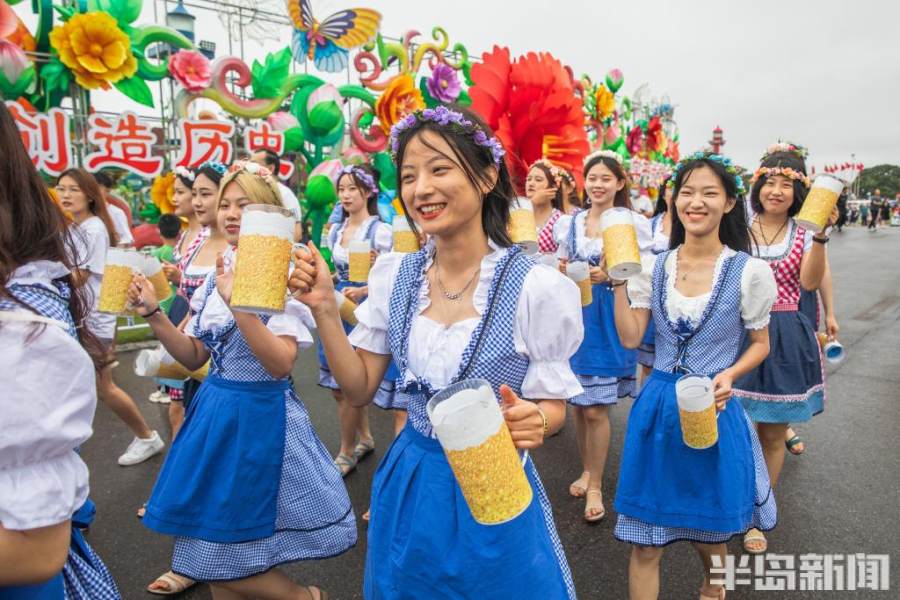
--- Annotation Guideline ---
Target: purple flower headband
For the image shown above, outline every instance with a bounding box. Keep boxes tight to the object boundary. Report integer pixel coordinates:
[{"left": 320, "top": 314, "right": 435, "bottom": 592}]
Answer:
[
  {"left": 340, "top": 164, "right": 378, "bottom": 197},
  {"left": 389, "top": 106, "right": 506, "bottom": 167}
]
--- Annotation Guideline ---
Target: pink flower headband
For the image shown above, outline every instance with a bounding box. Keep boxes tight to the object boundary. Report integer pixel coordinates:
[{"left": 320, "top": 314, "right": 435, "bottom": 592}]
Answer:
[
  {"left": 750, "top": 166, "right": 811, "bottom": 188},
  {"left": 529, "top": 158, "right": 564, "bottom": 187},
  {"left": 228, "top": 160, "right": 273, "bottom": 179}
]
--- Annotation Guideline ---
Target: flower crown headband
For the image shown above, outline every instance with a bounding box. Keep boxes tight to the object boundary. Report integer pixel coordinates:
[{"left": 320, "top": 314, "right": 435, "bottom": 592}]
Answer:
[
  {"left": 669, "top": 151, "right": 747, "bottom": 195},
  {"left": 529, "top": 158, "right": 564, "bottom": 187},
  {"left": 750, "top": 166, "right": 810, "bottom": 188},
  {"left": 584, "top": 149, "right": 623, "bottom": 167},
  {"left": 389, "top": 106, "right": 506, "bottom": 166},
  {"left": 340, "top": 164, "right": 378, "bottom": 197},
  {"left": 228, "top": 160, "right": 273, "bottom": 179},
  {"left": 174, "top": 165, "right": 195, "bottom": 182},
  {"left": 761, "top": 141, "right": 808, "bottom": 162},
  {"left": 199, "top": 161, "right": 227, "bottom": 176}
]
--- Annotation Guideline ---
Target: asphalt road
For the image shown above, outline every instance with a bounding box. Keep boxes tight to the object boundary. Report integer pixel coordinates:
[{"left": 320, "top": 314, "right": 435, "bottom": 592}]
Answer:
[{"left": 80, "top": 225, "right": 900, "bottom": 599}]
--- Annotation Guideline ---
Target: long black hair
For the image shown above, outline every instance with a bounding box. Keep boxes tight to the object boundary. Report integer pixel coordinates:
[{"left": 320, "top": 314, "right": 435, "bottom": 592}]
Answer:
[
  {"left": 581, "top": 155, "right": 632, "bottom": 210},
  {"left": 669, "top": 157, "right": 751, "bottom": 253},
  {"left": 194, "top": 163, "right": 225, "bottom": 188},
  {"left": 392, "top": 105, "right": 514, "bottom": 247},
  {"left": 749, "top": 151, "right": 809, "bottom": 217},
  {"left": 339, "top": 164, "right": 381, "bottom": 220},
  {"left": 653, "top": 175, "right": 672, "bottom": 216}
]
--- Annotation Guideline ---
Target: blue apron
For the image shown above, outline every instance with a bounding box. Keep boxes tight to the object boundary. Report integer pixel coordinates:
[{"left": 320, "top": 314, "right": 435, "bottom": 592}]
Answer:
[
  {"left": 143, "top": 375, "right": 288, "bottom": 543},
  {"left": 566, "top": 211, "right": 636, "bottom": 377}
]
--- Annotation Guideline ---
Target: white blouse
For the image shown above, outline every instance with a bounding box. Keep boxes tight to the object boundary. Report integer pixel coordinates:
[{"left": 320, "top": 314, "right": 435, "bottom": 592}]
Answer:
[
  {"left": 750, "top": 218, "right": 814, "bottom": 259},
  {"left": 348, "top": 241, "right": 585, "bottom": 399},
  {"left": 70, "top": 216, "right": 117, "bottom": 339},
  {"left": 187, "top": 247, "right": 315, "bottom": 347},
  {"left": 0, "top": 263, "right": 95, "bottom": 530},
  {"left": 552, "top": 209, "right": 654, "bottom": 260},
  {"left": 626, "top": 248, "right": 777, "bottom": 330},
  {"left": 327, "top": 216, "right": 393, "bottom": 266}
]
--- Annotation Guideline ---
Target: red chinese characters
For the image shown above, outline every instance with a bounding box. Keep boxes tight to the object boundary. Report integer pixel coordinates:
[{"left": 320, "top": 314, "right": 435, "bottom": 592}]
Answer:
[
  {"left": 244, "top": 121, "right": 294, "bottom": 179},
  {"left": 175, "top": 119, "right": 236, "bottom": 168},
  {"left": 85, "top": 112, "right": 164, "bottom": 178},
  {"left": 6, "top": 101, "right": 73, "bottom": 177}
]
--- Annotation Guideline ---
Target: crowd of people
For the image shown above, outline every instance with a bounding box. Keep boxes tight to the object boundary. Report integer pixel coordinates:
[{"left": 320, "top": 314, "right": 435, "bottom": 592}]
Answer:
[{"left": 2, "top": 98, "right": 844, "bottom": 599}]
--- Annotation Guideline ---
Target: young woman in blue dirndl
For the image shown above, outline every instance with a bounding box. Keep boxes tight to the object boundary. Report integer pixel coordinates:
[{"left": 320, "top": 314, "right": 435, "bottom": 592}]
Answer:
[
  {"left": 733, "top": 148, "right": 836, "bottom": 554},
  {"left": 290, "top": 106, "right": 583, "bottom": 599},
  {"left": 636, "top": 176, "right": 674, "bottom": 378},
  {"left": 0, "top": 106, "right": 120, "bottom": 599},
  {"left": 130, "top": 162, "right": 355, "bottom": 600},
  {"left": 611, "top": 153, "right": 778, "bottom": 600},
  {"left": 320, "top": 164, "right": 406, "bottom": 478},
  {"left": 553, "top": 150, "right": 652, "bottom": 522}
]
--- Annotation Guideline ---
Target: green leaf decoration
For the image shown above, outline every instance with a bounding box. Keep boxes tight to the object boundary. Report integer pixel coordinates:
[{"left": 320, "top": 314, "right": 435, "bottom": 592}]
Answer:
[
  {"left": 283, "top": 127, "right": 305, "bottom": 152},
  {"left": 114, "top": 76, "right": 154, "bottom": 107},
  {"left": 40, "top": 58, "right": 71, "bottom": 96},
  {"left": 251, "top": 48, "right": 291, "bottom": 99},
  {"left": 456, "top": 88, "right": 472, "bottom": 108},
  {"left": 52, "top": 5, "right": 75, "bottom": 20},
  {"left": 371, "top": 152, "right": 395, "bottom": 190},
  {"left": 0, "top": 65, "right": 36, "bottom": 100},
  {"left": 418, "top": 77, "right": 439, "bottom": 109},
  {"left": 308, "top": 100, "right": 343, "bottom": 137},
  {"left": 88, "top": 0, "right": 143, "bottom": 27}
]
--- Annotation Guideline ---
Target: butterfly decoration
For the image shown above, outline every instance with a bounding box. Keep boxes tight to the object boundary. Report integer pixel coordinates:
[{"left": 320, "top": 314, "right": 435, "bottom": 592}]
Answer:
[{"left": 288, "top": 0, "right": 381, "bottom": 73}]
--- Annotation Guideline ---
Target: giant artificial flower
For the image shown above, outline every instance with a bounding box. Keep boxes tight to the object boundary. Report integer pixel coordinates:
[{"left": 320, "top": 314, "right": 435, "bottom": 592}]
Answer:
[
  {"left": 49, "top": 12, "right": 137, "bottom": 90},
  {"left": 0, "top": 0, "right": 29, "bottom": 83},
  {"left": 375, "top": 74, "right": 425, "bottom": 135},
  {"left": 594, "top": 84, "right": 615, "bottom": 121},
  {"left": 268, "top": 111, "right": 299, "bottom": 132},
  {"left": 469, "top": 46, "right": 589, "bottom": 192},
  {"left": 168, "top": 49, "right": 212, "bottom": 93},
  {"left": 426, "top": 63, "right": 461, "bottom": 103},
  {"left": 150, "top": 172, "right": 176, "bottom": 214}
]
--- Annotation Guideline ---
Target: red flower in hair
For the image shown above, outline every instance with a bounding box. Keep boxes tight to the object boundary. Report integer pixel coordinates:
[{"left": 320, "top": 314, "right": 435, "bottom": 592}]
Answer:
[{"left": 469, "top": 46, "right": 589, "bottom": 194}]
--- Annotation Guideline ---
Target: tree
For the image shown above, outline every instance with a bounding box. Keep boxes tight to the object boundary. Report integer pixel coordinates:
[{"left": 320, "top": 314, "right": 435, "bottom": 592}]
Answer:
[{"left": 857, "top": 164, "right": 900, "bottom": 199}]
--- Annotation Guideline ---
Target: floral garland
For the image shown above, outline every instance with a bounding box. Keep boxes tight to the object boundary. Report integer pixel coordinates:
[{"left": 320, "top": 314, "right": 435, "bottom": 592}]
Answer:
[
  {"left": 200, "top": 161, "right": 227, "bottom": 176},
  {"left": 228, "top": 160, "right": 273, "bottom": 179},
  {"left": 529, "top": 158, "right": 564, "bottom": 186},
  {"left": 390, "top": 106, "right": 506, "bottom": 166},
  {"left": 340, "top": 164, "right": 379, "bottom": 197},
  {"left": 761, "top": 141, "right": 808, "bottom": 162},
  {"left": 669, "top": 151, "right": 746, "bottom": 195},
  {"left": 584, "top": 149, "right": 623, "bottom": 166},
  {"left": 750, "top": 166, "right": 811, "bottom": 188},
  {"left": 174, "top": 165, "right": 195, "bottom": 182}
]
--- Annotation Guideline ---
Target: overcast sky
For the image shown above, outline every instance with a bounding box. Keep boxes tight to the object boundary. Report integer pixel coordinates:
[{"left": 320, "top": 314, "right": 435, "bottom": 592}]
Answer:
[{"left": 18, "top": 0, "right": 900, "bottom": 171}]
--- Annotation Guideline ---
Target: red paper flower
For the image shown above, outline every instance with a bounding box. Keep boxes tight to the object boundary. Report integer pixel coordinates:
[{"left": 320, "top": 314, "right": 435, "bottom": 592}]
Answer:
[{"left": 470, "top": 46, "right": 589, "bottom": 193}]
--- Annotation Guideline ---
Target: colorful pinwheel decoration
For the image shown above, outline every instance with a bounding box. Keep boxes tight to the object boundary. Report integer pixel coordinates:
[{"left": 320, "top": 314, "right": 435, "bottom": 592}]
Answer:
[{"left": 288, "top": 0, "right": 381, "bottom": 73}]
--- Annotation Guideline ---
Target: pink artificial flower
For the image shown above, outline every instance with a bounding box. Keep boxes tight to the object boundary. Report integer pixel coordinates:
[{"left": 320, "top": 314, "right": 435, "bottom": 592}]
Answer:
[
  {"left": 310, "top": 158, "right": 343, "bottom": 182},
  {"left": 168, "top": 49, "right": 212, "bottom": 93},
  {"left": 0, "top": 0, "right": 17, "bottom": 39},
  {"left": 267, "top": 111, "right": 299, "bottom": 131},
  {"left": 0, "top": 40, "right": 27, "bottom": 82}
]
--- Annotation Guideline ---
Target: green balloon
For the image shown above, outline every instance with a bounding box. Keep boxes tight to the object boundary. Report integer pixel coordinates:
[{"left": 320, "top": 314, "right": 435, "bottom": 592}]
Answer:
[
  {"left": 308, "top": 101, "right": 344, "bottom": 138},
  {"left": 305, "top": 174, "right": 337, "bottom": 211}
]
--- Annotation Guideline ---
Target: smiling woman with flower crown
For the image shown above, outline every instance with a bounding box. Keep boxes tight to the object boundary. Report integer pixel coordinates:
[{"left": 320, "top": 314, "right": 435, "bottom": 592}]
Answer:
[{"left": 289, "top": 106, "right": 583, "bottom": 598}]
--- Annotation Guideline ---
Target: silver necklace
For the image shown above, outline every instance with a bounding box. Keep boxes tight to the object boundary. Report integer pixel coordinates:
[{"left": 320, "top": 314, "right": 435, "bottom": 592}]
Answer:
[{"left": 434, "top": 256, "right": 480, "bottom": 302}]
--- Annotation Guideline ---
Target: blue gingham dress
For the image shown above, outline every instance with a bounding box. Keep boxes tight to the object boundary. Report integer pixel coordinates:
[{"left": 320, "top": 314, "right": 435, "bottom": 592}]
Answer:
[
  {"left": 637, "top": 213, "right": 669, "bottom": 368},
  {"left": 0, "top": 279, "right": 121, "bottom": 600},
  {"left": 319, "top": 218, "right": 405, "bottom": 410},
  {"left": 614, "top": 250, "right": 777, "bottom": 546},
  {"left": 564, "top": 210, "right": 636, "bottom": 405},
  {"left": 362, "top": 245, "right": 577, "bottom": 599},
  {"left": 163, "top": 275, "right": 357, "bottom": 581}
]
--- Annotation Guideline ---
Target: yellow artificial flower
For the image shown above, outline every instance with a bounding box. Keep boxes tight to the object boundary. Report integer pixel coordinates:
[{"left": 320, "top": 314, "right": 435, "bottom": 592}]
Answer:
[
  {"left": 594, "top": 84, "right": 615, "bottom": 120},
  {"left": 375, "top": 74, "right": 425, "bottom": 135},
  {"left": 151, "top": 173, "right": 176, "bottom": 214},
  {"left": 49, "top": 12, "right": 137, "bottom": 90}
]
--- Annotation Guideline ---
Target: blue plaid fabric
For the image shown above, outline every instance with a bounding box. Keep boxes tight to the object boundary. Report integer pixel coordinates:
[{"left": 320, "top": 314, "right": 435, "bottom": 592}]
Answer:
[
  {"left": 171, "top": 393, "right": 356, "bottom": 580},
  {"left": 652, "top": 250, "right": 748, "bottom": 375},
  {"left": 614, "top": 409, "right": 777, "bottom": 546},
  {"left": 385, "top": 244, "right": 576, "bottom": 599},
  {"left": 566, "top": 209, "right": 600, "bottom": 266},
  {"left": 0, "top": 282, "right": 77, "bottom": 339}
]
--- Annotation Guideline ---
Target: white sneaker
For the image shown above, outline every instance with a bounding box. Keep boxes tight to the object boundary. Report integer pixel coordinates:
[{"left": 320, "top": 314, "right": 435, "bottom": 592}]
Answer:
[
  {"left": 157, "top": 392, "right": 171, "bottom": 405},
  {"left": 148, "top": 390, "right": 164, "bottom": 403},
  {"left": 118, "top": 431, "right": 165, "bottom": 466}
]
